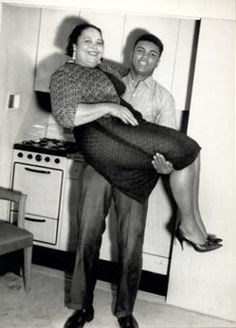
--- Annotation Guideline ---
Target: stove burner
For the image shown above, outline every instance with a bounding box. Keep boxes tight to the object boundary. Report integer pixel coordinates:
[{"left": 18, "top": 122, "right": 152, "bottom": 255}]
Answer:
[{"left": 14, "top": 138, "right": 78, "bottom": 156}]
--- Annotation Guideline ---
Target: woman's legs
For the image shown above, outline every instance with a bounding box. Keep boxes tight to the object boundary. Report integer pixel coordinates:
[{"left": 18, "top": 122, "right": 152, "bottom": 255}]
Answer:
[
  {"left": 192, "top": 154, "right": 208, "bottom": 237},
  {"left": 169, "top": 154, "right": 207, "bottom": 244}
]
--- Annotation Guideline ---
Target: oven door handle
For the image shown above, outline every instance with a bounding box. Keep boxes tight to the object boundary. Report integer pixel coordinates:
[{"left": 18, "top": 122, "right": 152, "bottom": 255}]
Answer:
[
  {"left": 25, "top": 167, "right": 51, "bottom": 174},
  {"left": 25, "top": 217, "right": 46, "bottom": 223}
]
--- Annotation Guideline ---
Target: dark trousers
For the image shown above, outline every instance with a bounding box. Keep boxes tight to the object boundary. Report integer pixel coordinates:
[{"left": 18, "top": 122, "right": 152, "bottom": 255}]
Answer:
[{"left": 68, "top": 164, "right": 148, "bottom": 318}]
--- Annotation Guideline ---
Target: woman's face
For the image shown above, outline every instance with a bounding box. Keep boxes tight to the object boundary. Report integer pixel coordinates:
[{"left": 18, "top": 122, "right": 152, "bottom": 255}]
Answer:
[{"left": 73, "top": 27, "right": 104, "bottom": 67}]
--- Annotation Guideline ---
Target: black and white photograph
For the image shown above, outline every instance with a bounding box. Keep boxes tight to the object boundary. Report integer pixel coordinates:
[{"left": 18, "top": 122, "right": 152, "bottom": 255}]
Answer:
[{"left": 0, "top": 0, "right": 235, "bottom": 327}]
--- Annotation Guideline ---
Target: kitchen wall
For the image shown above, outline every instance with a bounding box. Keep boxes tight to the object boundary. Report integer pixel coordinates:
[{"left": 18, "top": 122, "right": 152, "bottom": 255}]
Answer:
[
  {"left": 0, "top": 5, "right": 43, "bottom": 190},
  {"left": 0, "top": 0, "right": 235, "bottom": 322}
]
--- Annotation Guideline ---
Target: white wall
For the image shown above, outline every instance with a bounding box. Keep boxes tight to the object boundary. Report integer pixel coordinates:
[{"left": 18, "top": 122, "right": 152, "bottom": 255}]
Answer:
[
  {"left": 0, "top": 0, "right": 235, "bottom": 20},
  {"left": 0, "top": 0, "right": 235, "bottom": 322},
  {"left": 167, "top": 18, "right": 236, "bottom": 321},
  {"left": 0, "top": 5, "right": 41, "bottom": 189}
]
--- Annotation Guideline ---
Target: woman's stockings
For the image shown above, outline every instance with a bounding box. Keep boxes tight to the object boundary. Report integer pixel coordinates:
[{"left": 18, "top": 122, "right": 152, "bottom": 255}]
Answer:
[
  {"left": 169, "top": 154, "right": 207, "bottom": 244},
  {"left": 192, "top": 154, "right": 208, "bottom": 237}
]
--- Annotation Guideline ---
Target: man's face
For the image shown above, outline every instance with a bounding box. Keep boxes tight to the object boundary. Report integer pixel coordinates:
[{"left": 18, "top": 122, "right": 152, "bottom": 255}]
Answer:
[{"left": 131, "top": 40, "right": 161, "bottom": 77}]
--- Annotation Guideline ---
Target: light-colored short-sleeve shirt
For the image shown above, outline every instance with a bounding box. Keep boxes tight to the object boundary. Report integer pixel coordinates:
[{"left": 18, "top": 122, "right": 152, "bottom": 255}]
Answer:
[{"left": 122, "top": 73, "right": 177, "bottom": 129}]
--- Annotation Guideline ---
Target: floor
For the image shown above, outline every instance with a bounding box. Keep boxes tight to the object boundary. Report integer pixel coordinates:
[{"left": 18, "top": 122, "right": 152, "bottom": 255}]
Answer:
[{"left": 0, "top": 264, "right": 235, "bottom": 328}]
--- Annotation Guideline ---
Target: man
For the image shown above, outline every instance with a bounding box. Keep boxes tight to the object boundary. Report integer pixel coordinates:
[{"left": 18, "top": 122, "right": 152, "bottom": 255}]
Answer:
[{"left": 65, "top": 33, "right": 175, "bottom": 328}]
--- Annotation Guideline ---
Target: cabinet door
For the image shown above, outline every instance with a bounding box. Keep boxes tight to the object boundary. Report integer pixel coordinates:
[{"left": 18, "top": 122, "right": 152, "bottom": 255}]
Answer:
[
  {"left": 143, "top": 180, "right": 173, "bottom": 274},
  {"left": 1, "top": 5, "right": 41, "bottom": 91},
  {"left": 34, "top": 8, "right": 80, "bottom": 92},
  {"left": 122, "top": 15, "right": 179, "bottom": 91},
  {"left": 1, "top": 5, "right": 41, "bottom": 115},
  {"left": 59, "top": 178, "right": 79, "bottom": 251},
  {"left": 12, "top": 163, "right": 63, "bottom": 219},
  {"left": 79, "top": 10, "right": 125, "bottom": 62},
  {"left": 122, "top": 14, "right": 196, "bottom": 110},
  {"left": 171, "top": 19, "right": 196, "bottom": 110},
  {"left": 98, "top": 183, "right": 172, "bottom": 275},
  {"left": 59, "top": 159, "right": 85, "bottom": 251}
]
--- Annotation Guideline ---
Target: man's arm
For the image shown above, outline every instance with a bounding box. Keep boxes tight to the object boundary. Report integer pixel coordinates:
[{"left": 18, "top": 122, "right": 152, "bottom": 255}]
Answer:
[
  {"left": 155, "top": 92, "right": 176, "bottom": 129},
  {"left": 99, "top": 58, "right": 129, "bottom": 77},
  {"left": 152, "top": 87, "right": 176, "bottom": 174}
]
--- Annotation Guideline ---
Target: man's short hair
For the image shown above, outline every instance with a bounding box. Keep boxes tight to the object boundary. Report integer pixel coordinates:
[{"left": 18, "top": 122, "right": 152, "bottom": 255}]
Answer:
[{"left": 134, "top": 34, "right": 164, "bottom": 56}]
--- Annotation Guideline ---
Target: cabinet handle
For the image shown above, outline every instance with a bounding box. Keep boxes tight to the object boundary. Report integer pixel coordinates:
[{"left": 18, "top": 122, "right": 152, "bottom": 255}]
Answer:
[
  {"left": 25, "top": 167, "right": 51, "bottom": 174},
  {"left": 25, "top": 217, "right": 46, "bottom": 223}
]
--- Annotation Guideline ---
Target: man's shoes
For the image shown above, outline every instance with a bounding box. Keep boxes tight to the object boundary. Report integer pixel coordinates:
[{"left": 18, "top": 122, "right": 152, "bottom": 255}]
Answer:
[
  {"left": 64, "top": 306, "right": 94, "bottom": 328},
  {"left": 118, "top": 315, "right": 139, "bottom": 328}
]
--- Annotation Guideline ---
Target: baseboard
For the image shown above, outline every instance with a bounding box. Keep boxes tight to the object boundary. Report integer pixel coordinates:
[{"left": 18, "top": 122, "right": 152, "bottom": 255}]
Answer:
[{"left": 32, "top": 245, "right": 168, "bottom": 297}]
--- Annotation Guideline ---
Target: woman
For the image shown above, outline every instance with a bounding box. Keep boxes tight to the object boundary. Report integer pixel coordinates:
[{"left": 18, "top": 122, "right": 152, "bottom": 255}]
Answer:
[{"left": 50, "top": 23, "right": 222, "bottom": 252}]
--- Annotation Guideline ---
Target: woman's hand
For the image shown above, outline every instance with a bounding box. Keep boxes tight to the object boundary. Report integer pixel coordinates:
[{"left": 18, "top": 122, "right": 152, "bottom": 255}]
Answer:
[
  {"left": 108, "top": 104, "right": 139, "bottom": 126},
  {"left": 73, "top": 103, "right": 139, "bottom": 126}
]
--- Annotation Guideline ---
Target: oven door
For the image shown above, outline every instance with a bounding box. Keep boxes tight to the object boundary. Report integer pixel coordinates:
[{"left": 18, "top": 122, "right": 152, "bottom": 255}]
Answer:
[{"left": 12, "top": 162, "right": 63, "bottom": 219}]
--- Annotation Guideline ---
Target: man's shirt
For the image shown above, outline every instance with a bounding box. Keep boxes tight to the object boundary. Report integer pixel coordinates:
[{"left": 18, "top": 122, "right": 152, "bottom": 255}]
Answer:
[{"left": 122, "top": 73, "right": 177, "bottom": 129}]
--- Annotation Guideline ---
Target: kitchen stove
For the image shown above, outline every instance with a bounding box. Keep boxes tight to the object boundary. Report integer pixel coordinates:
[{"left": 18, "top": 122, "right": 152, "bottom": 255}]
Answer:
[
  {"left": 11, "top": 137, "right": 80, "bottom": 248},
  {"left": 14, "top": 137, "right": 77, "bottom": 157},
  {"left": 13, "top": 137, "right": 81, "bottom": 169}
]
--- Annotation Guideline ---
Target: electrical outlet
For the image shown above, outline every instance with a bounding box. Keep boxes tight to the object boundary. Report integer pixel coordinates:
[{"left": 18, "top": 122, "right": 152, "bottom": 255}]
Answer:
[{"left": 8, "top": 94, "right": 20, "bottom": 109}]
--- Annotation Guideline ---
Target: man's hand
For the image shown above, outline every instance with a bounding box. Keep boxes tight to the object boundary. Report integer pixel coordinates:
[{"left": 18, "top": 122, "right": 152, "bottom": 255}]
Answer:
[{"left": 152, "top": 153, "right": 174, "bottom": 174}]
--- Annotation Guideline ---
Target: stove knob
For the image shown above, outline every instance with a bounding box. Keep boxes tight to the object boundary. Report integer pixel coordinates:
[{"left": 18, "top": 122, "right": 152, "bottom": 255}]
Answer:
[
  {"left": 27, "top": 154, "right": 33, "bottom": 159},
  {"left": 45, "top": 156, "right": 50, "bottom": 162},
  {"left": 17, "top": 152, "right": 23, "bottom": 158},
  {"left": 35, "top": 154, "right": 42, "bottom": 162},
  {"left": 54, "top": 158, "right": 60, "bottom": 164}
]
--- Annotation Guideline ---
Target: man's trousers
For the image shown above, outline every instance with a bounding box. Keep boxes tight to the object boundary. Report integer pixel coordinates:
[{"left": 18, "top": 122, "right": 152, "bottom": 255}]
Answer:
[{"left": 68, "top": 164, "right": 148, "bottom": 318}]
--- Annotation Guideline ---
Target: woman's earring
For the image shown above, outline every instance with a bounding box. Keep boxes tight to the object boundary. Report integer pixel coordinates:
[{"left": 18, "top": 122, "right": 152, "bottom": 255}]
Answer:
[
  {"left": 98, "top": 57, "right": 103, "bottom": 65},
  {"left": 72, "top": 49, "right": 77, "bottom": 62}
]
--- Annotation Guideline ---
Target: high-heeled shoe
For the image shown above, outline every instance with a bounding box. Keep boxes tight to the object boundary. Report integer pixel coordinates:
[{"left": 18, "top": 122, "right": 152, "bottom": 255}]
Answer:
[
  {"left": 174, "top": 217, "right": 222, "bottom": 244},
  {"left": 207, "top": 234, "right": 223, "bottom": 244},
  {"left": 176, "top": 229, "right": 222, "bottom": 252}
]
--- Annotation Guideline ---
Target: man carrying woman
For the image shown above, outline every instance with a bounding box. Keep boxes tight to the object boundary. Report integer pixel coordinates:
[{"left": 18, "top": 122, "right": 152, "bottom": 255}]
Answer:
[{"left": 50, "top": 23, "right": 222, "bottom": 328}]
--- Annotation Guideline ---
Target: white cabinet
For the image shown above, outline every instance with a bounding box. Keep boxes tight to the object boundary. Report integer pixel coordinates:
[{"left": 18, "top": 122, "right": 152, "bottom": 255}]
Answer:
[
  {"left": 0, "top": 4, "right": 41, "bottom": 118},
  {"left": 121, "top": 14, "right": 180, "bottom": 93},
  {"left": 1, "top": 5, "right": 41, "bottom": 96},
  {"left": 121, "top": 14, "right": 196, "bottom": 110},
  {"left": 79, "top": 10, "right": 125, "bottom": 62},
  {"left": 59, "top": 177, "right": 79, "bottom": 251},
  {"left": 34, "top": 8, "right": 196, "bottom": 108},
  {"left": 34, "top": 8, "right": 125, "bottom": 92},
  {"left": 59, "top": 159, "right": 84, "bottom": 251},
  {"left": 171, "top": 20, "right": 197, "bottom": 110},
  {"left": 98, "top": 180, "right": 172, "bottom": 274},
  {"left": 12, "top": 163, "right": 63, "bottom": 219},
  {"left": 34, "top": 8, "right": 80, "bottom": 92}
]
